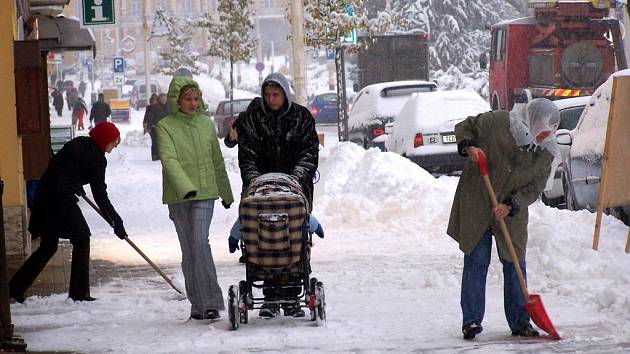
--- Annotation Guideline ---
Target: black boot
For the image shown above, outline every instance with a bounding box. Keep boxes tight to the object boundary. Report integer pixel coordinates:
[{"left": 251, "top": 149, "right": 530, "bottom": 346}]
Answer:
[
  {"left": 283, "top": 304, "right": 305, "bottom": 317},
  {"left": 462, "top": 323, "right": 483, "bottom": 340},
  {"left": 259, "top": 303, "right": 279, "bottom": 318},
  {"left": 511, "top": 324, "right": 539, "bottom": 337},
  {"left": 71, "top": 296, "right": 97, "bottom": 302}
]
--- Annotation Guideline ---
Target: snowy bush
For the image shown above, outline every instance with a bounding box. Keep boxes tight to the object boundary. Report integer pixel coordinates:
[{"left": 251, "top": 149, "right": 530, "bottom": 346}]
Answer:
[
  {"left": 123, "top": 130, "right": 151, "bottom": 148},
  {"left": 432, "top": 66, "right": 489, "bottom": 100}
]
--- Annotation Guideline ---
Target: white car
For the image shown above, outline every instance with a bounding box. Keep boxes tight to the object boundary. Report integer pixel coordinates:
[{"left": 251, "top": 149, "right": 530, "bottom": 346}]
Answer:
[
  {"left": 540, "top": 95, "right": 591, "bottom": 207},
  {"left": 384, "top": 90, "right": 490, "bottom": 174},
  {"left": 347, "top": 80, "right": 438, "bottom": 150}
]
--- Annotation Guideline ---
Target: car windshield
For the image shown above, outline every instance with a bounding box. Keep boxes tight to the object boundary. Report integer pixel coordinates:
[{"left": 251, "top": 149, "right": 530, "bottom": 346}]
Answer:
[
  {"left": 317, "top": 94, "right": 336, "bottom": 103},
  {"left": 558, "top": 106, "right": 585, "bottom": 130},
  {"left": 221, "top": 100, "right": 251, "bottom": 114},
  {"left": 380, "top": 85, "right": 435, "bottom": 97}
]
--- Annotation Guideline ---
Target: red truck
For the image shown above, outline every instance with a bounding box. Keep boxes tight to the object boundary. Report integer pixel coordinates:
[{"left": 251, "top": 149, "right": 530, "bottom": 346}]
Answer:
[{"left": 488, "top": 0, "right": 627, "bottom": 110}]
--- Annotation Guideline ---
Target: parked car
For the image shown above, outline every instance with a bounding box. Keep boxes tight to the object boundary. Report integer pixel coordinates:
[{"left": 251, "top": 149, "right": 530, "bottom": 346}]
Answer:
[
  {"left": 384, "top": 90, "right": 490, "bottom": 174},
  {"left": 561, "top": 69, "right": 630, "bottom": 224},
  {"left": 309, "top": 92, "right": 338, "bottom": 124},
  {"left": 539, "top": 95, "right": 591, "bottom": 207},
  {"left": 131, "top": 80, "right": 161, "bottom": 110},
  {"left": 348, "top": 80, "right": 437, "bottom": 150},
  {"left": 213, "top": 98, "right": 254, "bottom": 138}
]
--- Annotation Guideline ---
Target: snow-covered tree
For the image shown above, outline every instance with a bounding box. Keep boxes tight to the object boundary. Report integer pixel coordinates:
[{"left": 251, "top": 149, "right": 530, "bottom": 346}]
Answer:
[
  {"left": 302, "top": 0, "right": 398, "bottom": 51},
  {"left": 391, "top": 0, "right": 527, "bottom": 72},
  {"left": 197, "top": 0, "right": 257, "bottom": 115},
  {"left": 149, "top": 7, "right": 203, "bottom": 75},
  {"left": 300, "top": 0, "right": 399, "bottom": 140}
]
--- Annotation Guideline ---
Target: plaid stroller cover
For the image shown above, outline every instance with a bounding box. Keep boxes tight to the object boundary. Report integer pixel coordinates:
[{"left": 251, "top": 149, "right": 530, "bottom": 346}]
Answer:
[{"left": 239, "top": 173, "right": 309, "bottom": 272}]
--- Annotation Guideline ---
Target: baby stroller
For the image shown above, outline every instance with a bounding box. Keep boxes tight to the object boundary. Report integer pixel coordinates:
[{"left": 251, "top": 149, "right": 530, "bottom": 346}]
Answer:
[{"left": 227, "top": 173, "right": 326, "bottom": 330}]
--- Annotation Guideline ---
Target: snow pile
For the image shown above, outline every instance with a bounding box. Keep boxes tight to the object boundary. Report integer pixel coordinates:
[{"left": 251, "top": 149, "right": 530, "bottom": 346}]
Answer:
[
  {"left": 315, "top": 142, "right": 453, "bottom": 237},
  {"left": 122, "top": 130, "right": 151, "bottom": 147},
  {"left": 572, "top": 69, "right": 630, "bottom": 158}
]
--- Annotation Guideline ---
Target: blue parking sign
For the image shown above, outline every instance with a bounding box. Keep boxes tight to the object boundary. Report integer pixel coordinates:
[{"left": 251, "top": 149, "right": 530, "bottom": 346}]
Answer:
[
  {"left": 326, "top": 48, "right": 335, "bottom": 60},
  {"left": 113, "top": 57, "right": 125, "bottom": 73}
]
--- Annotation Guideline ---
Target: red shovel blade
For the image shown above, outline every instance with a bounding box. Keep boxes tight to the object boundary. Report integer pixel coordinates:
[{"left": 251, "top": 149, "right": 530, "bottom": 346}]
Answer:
[{"left": 525, "top": 294, "right": 561, "bottom": 340}]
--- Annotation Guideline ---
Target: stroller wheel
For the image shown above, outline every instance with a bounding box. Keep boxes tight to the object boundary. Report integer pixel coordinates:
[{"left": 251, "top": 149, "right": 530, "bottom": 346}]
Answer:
[
  {"left": 238, "top": 281, "right": 249, "bottom": 324},
  {"left": 309, "top": 278, "right": 318, "bottom": 321},
  {"left": 316, "top": 281, "right": 326, "bottom": 324},
  {"left": 228, "top": 285, "right": 239, "bottom": 330}
]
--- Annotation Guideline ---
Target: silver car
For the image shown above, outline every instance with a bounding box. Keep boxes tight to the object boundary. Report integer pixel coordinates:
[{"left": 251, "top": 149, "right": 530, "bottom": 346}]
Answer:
[
  {"left": 560, "top": 70, "right": 630, "bottom": 224},
  {"left": 540, "top": 96, "right": 591, "bottom": 207}
]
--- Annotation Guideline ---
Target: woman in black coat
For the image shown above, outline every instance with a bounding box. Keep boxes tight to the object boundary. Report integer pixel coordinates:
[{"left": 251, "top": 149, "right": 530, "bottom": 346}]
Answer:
[{"left": 9, "top": 122, "right": 127, "bottom": 303}]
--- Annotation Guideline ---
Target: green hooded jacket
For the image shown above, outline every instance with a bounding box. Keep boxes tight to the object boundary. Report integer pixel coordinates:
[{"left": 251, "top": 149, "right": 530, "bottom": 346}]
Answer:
[
  {"left": 447, "top": 111, "right": 553, "bottom": 261},
  {"left": 155, "top": 77, "right": 234, "bottom": 205}
]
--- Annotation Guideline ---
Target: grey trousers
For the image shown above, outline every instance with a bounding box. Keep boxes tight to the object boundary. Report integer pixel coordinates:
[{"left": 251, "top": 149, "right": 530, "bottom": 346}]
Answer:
[{"left": 168, "top": 200, "right": 225, "bottom": 314}]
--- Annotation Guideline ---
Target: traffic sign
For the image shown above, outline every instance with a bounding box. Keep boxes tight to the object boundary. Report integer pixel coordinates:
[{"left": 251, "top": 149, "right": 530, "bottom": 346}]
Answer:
[
  {"left": 82, "top": 0, "right": 116, "bottom": 26},
  {"left": 113, "top": 73, "right": 124, "bottom": 86},
  {"left": 255, "top": 62, "right": 265, "bottom": 72},
  {"left": 326, "top": 48, "right": 335, "bottom": 60},
  {"left": 113, "top": 57, "right": 125, "bottom": 73},
  {"left": 341, "top": 29, "right": 357, "bottom": 44}
]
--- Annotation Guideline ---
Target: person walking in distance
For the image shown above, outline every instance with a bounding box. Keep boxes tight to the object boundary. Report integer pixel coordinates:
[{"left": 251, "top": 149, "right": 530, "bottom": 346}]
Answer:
[{"left": 89, "top": 93, "right": 111, "bottom": 128}]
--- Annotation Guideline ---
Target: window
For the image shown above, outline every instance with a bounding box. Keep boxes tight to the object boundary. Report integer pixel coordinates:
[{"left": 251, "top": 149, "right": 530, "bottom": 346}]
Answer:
[
  {"left": 558, "top": 106, "right": 586, "bottom": 131},
  {"left": 264, "top": 0, "right": 274, "bottom": 8},
  {"left": 156, "top": 0, "right": 167, "bottom": 10},
  {"left": 130, "top": 0, "right": 141, "bottom": 16},
  {"left": 490, "top": 28, "right": 506, "bottom": 62},
  {"left": 180, "top": 0, "right": 192, "bottom": 13}
]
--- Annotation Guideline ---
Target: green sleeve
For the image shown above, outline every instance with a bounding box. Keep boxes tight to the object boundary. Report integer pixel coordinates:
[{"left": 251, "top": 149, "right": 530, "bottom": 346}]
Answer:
[
  {"left": 208, "top": 120, "right": 234, "bottom": 205},
  {"left": 156, "top": 123, "right": 197, "bottom": 200}
]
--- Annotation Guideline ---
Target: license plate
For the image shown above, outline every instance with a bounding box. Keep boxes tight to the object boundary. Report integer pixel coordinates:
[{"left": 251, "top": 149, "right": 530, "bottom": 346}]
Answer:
[{"left": 442, "top": 134, "right": 456, "bottom": 144}]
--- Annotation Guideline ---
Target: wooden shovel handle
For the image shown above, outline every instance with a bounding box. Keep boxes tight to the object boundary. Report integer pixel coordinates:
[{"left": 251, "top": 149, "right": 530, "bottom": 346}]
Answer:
[{"left": 477, "top": 155, "right": 530, "bottom": 300}]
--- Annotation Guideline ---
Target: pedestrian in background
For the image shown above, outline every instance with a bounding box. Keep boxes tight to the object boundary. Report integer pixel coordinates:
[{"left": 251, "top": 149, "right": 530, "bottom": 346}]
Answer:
[
  {"left": 143, "top": 93, "right": 169, "bottom": 161},
  {"left": 51, "top": 88, "right": 64, "bottom": 117},
  {"left": 447, "top": 98, "right": 560, "bottom": 340},
  {"left": 89, "top": 93, "right": 111, "bottom": 128},
  {"left": 72, "top": 96, "right": 88, "bottom": 130},
  {"left": 156, "top": 77, "right": 233, "bottom": 320},
  {"left": 9, "top": 122, "right": 127, "bottom": 303}
]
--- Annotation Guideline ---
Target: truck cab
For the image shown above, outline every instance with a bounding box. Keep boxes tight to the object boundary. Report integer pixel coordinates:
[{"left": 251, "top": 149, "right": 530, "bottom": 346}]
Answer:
[{"left": 489, "top": 0, "right": 627, "bottom": 110}]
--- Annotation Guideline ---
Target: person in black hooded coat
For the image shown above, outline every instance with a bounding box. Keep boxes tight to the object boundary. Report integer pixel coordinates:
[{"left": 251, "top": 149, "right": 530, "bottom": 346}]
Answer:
[
  {"left": 237, "top": 72, "right": 319, "bottom": 318},
  {"left": 9, "top": 122, "right": 127, "bottom": 303},
  {"left": 238, "top": 73, "right": 319, "bottom": 207}
]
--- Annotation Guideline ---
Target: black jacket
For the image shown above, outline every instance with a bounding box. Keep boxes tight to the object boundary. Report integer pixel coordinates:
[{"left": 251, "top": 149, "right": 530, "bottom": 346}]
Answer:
[
  {"left": 29, "top": 137, "right": 123, "bottom": 240},
  {"left": 90, "top": 101, "right": 111, "bottom": 124},
  {"left": 143, "top": 103, "right": 170, "bottom": 131},
  {"left": 238, "top": 96, "right": 319, "bottom": 208}
]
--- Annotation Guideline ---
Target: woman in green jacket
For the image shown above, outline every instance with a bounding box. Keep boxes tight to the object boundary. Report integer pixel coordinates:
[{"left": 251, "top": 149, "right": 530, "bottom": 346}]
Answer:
[{"left": 156, "top": 77, "right": 234, "bottom": 320}]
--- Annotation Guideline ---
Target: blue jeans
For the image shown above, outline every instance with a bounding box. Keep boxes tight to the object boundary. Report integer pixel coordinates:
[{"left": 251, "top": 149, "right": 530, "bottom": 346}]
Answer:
[{"left": 461, "top": 229, "right": 531, "bottom": 331}]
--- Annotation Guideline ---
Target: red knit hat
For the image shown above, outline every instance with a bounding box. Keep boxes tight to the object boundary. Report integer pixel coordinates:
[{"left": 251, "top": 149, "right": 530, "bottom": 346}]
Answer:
[{"left": 89, "top": 122, "right": 120, "bottom": 152}]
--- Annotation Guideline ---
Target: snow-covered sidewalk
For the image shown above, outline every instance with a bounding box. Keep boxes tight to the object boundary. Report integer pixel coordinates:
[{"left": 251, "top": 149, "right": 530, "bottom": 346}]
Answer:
[{"left": 10, "top": 115, "right": 630, "bottom": 353}]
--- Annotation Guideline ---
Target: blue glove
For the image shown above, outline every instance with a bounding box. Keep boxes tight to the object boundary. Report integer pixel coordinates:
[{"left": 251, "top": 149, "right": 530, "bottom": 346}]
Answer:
[{"left": 228, "top": 237, "right": 239, "bottom": 253}]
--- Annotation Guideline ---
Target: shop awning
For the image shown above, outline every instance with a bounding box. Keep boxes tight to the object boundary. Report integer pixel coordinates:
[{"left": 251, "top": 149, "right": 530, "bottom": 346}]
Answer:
[{"left": 36, "top": 14, "right": 96, "bottom": 57}]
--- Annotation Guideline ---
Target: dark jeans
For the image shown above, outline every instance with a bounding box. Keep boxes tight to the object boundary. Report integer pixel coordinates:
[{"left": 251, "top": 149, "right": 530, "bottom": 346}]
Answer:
[
  {"left": 461, "top": 230, "right": 531, "bottom": 331},
  {"left": 150, "top": 129, "right": 159, "bottom": 161},
  {"left": 9, "top": 236, "right": 91, "bottom": 300}
]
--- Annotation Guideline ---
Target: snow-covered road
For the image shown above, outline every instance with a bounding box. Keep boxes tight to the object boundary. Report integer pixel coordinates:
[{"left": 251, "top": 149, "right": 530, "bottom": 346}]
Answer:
[{"left": 11, "top": 110, "right": 630, "bottom": 353}]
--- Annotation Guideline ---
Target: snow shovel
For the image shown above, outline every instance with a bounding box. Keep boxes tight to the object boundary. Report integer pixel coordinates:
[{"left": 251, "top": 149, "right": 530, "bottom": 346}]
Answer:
[
  {"left": 476, "top": 153, "right": 560, "bottom": 340},
  {"left": 80, "top": 195, "right": 184, "bottom": 295}
]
